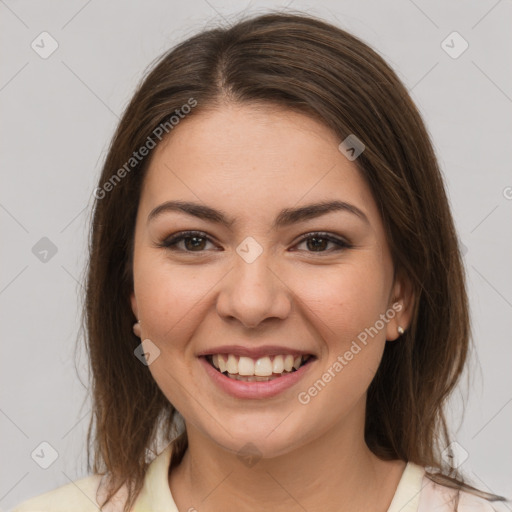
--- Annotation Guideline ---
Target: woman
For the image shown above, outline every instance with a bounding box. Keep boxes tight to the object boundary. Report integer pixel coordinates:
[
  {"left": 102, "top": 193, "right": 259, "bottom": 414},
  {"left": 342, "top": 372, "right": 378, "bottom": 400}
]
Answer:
[{"left": 13, "top": 11, "right": 509, "bottom": 512}]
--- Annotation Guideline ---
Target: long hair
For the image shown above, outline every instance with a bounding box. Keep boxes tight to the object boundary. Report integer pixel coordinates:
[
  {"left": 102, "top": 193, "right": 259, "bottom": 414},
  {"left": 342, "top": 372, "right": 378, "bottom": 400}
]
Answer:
[{"left": 83, "top": 10, "right": 506, "bottom": 511}]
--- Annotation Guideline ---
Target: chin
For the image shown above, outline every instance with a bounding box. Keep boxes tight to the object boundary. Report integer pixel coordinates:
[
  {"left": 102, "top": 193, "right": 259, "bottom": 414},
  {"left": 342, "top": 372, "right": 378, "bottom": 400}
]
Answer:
[{"left": 204, "top": 419, "right": 309, "bottom": 461}]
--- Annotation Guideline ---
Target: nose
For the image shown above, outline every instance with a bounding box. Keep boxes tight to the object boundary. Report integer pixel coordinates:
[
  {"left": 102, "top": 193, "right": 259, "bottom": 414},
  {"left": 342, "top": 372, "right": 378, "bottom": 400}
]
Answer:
[{"left": 216, "top": 250, "right": 292, "bottom": 329}]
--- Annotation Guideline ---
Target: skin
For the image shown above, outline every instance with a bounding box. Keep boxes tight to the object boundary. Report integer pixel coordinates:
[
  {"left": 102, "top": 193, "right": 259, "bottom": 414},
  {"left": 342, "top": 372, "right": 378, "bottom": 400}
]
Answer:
[{"left": 130, "top": 103, "right": 414, "bottom": 512}]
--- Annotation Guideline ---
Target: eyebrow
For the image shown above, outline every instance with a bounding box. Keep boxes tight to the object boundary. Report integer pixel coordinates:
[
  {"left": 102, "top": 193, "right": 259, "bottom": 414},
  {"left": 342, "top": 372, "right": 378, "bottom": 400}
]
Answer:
[{"left": 147, "top": 199, "right": 370, "bottom": 229}]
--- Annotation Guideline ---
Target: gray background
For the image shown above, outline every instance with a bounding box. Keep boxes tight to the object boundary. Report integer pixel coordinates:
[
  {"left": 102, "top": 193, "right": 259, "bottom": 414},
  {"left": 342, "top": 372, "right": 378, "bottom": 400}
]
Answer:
[{"left": 1, "top": 1, "right": 511, "bottom": 510}]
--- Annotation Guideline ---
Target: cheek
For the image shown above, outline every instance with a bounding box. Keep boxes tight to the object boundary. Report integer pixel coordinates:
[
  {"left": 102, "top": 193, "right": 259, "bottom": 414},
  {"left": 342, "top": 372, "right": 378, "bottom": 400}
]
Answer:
[
  {"left": 297, "top": 259, "right": 390, "bottom": 344},
  {"left": 295, "top": 264, "right": 390, "bottom": 419},
  {"left": 133, "top": 256, "right": 214, "bottom": 407},
  {"left": 133, "top": 253, "right": 220, "bottom": 347}
]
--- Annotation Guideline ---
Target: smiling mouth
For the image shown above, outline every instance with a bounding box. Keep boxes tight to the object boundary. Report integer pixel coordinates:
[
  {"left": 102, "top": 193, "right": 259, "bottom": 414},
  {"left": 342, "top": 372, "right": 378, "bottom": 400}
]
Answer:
[{"left": 204, "top": 354, "right": 315, "bottom": 382}]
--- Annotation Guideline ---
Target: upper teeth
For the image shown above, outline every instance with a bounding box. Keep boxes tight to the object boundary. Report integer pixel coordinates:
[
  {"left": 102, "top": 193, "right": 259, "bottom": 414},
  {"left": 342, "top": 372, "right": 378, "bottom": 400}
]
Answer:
[{"left": 210, "top": 354, "right": 310, "bottom": 376}]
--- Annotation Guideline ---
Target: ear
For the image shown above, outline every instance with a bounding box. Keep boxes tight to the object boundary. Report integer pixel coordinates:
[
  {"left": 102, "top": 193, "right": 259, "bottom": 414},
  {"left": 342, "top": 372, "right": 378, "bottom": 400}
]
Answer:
[
  {"left": 385, "top": 269, "right": 415, "bottom": 341},
  {"left": 130, "top": 291, "right": 142, "bottom": 338}
]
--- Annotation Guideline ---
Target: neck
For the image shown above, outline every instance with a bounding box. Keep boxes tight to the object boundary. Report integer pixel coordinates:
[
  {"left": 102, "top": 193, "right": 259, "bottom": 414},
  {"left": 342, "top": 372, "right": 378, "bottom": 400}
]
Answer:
[{"left": 169, "top": 398, "right": 407, "bottom": 512}]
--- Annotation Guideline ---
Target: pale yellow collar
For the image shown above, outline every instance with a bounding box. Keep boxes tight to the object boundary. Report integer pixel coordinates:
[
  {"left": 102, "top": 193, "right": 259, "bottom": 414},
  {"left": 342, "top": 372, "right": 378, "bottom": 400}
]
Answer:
[
  {"left": 132, "top": 443, "right": 178, "bottom": 512},
  {"left": 387, "top": 462, "right": 426, "bottom": 512}
]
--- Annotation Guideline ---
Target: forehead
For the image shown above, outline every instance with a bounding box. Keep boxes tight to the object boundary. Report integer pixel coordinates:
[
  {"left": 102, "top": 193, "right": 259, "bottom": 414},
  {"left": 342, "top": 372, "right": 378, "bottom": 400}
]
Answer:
[
  {"left": 140, "top": 103, "right": 379, "bottom": 229},
  {"left": 149, "top": 103, "right": 341, "bottom": 174}
]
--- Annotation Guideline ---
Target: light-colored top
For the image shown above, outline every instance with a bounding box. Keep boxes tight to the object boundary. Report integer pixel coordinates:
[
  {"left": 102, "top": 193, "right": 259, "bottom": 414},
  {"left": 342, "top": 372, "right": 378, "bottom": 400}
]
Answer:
[{"left": 11, "top": 440, "right": 508, "bottom": 512}]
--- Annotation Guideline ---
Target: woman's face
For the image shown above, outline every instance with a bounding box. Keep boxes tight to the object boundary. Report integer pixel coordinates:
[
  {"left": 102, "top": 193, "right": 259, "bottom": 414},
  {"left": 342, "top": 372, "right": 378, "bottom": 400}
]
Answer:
[{"left": 130, "top": 103, "right": 410, "bottom": 458}]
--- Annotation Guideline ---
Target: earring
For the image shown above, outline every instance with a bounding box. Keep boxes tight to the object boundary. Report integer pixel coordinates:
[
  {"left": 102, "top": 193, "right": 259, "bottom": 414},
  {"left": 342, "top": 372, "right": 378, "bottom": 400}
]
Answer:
[
  {"left": 397, "top": 325, "right": 405, "bottom": 336},
  {"left": 133, "top": 320, "right": 141, "bottom": 338}
]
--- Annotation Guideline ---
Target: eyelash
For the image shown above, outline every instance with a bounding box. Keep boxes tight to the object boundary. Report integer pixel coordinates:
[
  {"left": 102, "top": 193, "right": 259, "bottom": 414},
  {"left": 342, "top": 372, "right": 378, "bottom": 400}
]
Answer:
[{"left": 158, "top": 230, "right": 352, "bottom": 255}]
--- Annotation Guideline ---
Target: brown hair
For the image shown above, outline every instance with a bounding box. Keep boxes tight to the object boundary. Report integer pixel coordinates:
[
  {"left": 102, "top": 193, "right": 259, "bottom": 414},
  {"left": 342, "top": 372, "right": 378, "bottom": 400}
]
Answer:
[{"left": 83, "top": 10, "right": 507, "bottom": 511}]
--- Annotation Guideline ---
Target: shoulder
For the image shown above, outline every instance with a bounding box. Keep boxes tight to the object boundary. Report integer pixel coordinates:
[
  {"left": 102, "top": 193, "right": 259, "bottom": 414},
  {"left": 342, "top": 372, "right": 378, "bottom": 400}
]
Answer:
[
  {"left": 10, "top": 475, "right": 102, "bottom": 512},
  {"left": 418, "top": 474, "right": 511, "bottom": 512},
  {"left": 10, "top": 440, "right": 180, "bottom": 512},
  {"left": 10, "top": 474, "right": 130, "bottom": 512}
]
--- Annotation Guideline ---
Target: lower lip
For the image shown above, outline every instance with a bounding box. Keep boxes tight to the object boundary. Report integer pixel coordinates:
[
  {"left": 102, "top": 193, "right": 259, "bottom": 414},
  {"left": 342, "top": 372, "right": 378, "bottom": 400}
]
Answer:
[{"left": 199, "top": 356, "right": 315, "bottom": 399}]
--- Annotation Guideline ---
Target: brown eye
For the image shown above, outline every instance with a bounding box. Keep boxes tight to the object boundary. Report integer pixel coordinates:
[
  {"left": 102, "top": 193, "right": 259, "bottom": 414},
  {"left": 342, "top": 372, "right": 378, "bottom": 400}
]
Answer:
[
  {"left": 182, "top": 235, "right": 207, "bottom": 251},
  {"left": 294, "top": 232, "right": 351, "bottom": 253},
  {"left": 160, "top": 231, "right": 216, "bottom": 252}
]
